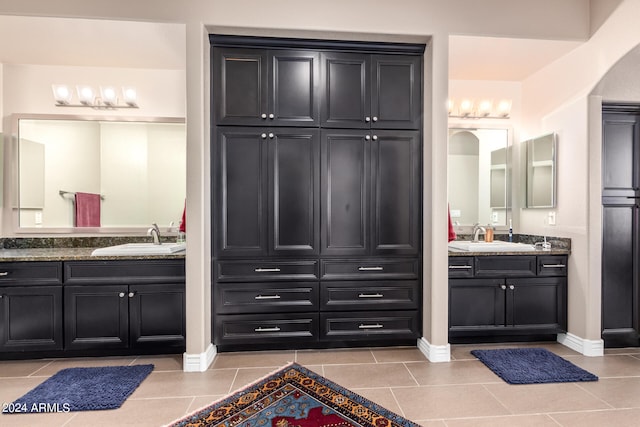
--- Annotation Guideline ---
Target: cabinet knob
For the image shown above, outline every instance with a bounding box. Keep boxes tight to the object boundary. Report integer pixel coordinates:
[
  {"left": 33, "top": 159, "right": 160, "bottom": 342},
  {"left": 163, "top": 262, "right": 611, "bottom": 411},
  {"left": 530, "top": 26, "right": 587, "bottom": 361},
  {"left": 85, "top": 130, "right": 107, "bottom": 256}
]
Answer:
[
  {"left": 261, "top": 133, "right": 267, "bottom": 139},
  {"left": 261, "top": 113, "right": 267, "bottom": 119},
  {"left": 372, "top": 135, "right": 378, "bottom": 141},
  {"left": 268, "top": 133, "right": 274, "bottom": 139},
  {"left": 372, "top": 116, "right": 378, "bottom": 122},
  {"left": 509, "top": 285, "right": 515, "bottom": 290},
  {"left": 128, "top": 292, "right": 136, "bottom": 298},
  {"left": 365, "top": 116, "right": 371, "bottom": 122},
  {"left": 269, "top": 113, "right": 274, "bottom": 119},
  {"left": 500, "top": 285, "right": 507, "bottom": 290},
  {"left": 365, "top": 135, "right": 371, "bottom": 141},
  {"left": 0, "top": 272, "right": 8, "bottom": 276},
  {"left": 119, "top": 292, "right": 125, "bottom": 298}
]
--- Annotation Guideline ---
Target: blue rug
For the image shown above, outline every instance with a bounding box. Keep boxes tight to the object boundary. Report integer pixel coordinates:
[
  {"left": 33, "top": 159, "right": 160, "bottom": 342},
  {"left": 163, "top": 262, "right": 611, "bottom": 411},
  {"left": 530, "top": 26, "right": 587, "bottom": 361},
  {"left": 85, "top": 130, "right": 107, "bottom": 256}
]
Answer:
[
  {"left": 3, "top": 364, "right": 154, "bottom": 414},
  {"left": 471, "top": 348, "right": 598, "bottom": 385}
]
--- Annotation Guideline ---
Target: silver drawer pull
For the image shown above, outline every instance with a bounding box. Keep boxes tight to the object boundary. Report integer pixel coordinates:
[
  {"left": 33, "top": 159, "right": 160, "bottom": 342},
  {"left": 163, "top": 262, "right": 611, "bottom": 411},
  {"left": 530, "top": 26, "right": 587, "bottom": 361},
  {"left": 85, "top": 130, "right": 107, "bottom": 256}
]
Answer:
[
  {"left": 255, "top": 294, "right": 281, "bottom": 300},
  {"left": 0, "top": 272, "right": 9, "bottom": 276},
  {"left": 254, "top": 268, "right": 281, "bottom": 273},
  {"left": 542, "top": 264, "right": 566, "bottom": 268},
  {"left": 359, "top": 323, "right": 383, "bottom": 329},
  {"left": 449, "top": 265, "right": 472, "bottom": 270},
  {"left": 255, "top": 326, "right": 281, "bottom": 332},
  {"left": 358, "top": 266, "right": 383, "bottom": 271},
  {"left": 358, "top": 293, "right": 384, "bottom": 298}
]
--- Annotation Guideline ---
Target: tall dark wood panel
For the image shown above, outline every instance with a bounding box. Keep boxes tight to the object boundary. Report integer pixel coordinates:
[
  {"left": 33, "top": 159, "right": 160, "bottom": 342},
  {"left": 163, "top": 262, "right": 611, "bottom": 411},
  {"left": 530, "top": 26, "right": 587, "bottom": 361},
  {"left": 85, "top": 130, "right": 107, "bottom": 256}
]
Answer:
[{"left": 602, "top": 107, "right": 640, "bottom": 347}]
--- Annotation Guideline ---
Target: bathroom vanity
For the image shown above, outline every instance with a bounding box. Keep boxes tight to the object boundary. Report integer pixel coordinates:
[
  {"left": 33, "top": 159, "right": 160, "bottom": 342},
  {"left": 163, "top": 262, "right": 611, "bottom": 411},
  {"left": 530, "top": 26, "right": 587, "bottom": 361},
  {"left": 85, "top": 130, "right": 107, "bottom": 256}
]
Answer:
[
  {"left": 0, "top": 249, "right": 185, "bottom": 359},
  {"left": 448, "top": 244, "right": 568, "bottom": 343}
]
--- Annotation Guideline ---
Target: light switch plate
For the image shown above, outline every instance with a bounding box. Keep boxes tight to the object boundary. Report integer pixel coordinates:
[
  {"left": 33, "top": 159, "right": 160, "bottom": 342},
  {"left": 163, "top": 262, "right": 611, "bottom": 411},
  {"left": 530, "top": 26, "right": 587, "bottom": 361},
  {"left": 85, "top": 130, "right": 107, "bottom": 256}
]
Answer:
[{"left": 548, "top": 211, "right": 556, "bottom": 226}]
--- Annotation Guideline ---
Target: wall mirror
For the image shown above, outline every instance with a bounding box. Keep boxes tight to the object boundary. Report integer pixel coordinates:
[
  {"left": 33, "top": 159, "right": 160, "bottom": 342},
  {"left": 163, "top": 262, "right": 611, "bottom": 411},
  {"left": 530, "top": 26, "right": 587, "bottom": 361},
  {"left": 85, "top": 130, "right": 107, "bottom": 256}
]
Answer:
[
  {"left": 12, "top": 114, "right": 186, "bottom": 232},
  {"left": 448, "top": 127, "right": 510, "bottom": 228},
  {"left": 524, "top": 132, "right": 556, "bottom": 208}
]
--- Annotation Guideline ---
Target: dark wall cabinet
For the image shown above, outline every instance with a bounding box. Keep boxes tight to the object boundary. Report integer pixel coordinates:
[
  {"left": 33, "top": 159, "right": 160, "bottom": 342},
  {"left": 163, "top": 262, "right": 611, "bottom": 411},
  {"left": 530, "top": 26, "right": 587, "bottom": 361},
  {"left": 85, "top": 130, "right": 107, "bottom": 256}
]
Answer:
[
  {"left": 0, "top": 259, "right": 185, "bottom": 359},
  {"left": 211, "top": 35, "right": 424, "bottom": 350},
  {"left": 448, "top": 255, "right": 567, "bottom": 342},
  {"left": 213, "top": 48, "right": 320, "bottom": 127},
  {"left": 602, "top": 107, "right": 640, "bottom": 347},
  {"left": 0, "top": 262, "right": 64, "bottom": 352}
]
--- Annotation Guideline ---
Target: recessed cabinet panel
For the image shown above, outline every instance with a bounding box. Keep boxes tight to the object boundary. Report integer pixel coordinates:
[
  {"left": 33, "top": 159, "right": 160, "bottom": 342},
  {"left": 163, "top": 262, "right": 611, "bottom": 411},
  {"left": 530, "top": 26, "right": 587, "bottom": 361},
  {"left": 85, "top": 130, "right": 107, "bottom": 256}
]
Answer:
[
  {"left": 371, "top": 131, "right": 420, "bottom": 254},
  {"left": 602, "top": 114, "right": 640, "bottom": 196},
  {"left": 508, "top": 278, "right": 565, "bottom": 329},
  {"left": 215, "top": 282, "right": 319, "bottom": 314},
  {"left": 320, "top": 311, "right": 419, "bottom": 341},
  {"left": 0, "top": 286, "right": 63, "bottom": 352},
  {"left": 321, "top": 53, "right": 369, "bottom": 128},
  {"left": 270, "top": 51, "right": 319, "bottom": 125},
  {"left": 129, "top": 283, "right": 185, "bottom": 348},
  {"left": 321, "top": 130, "right": 369, "bottom": 255},
  {"left": 371, "top": 55, "right": 421, "bottom": 129},
  {"left": 449, "top": 279, "right": 505, "bottom": 330},
  {"left": 475, "top": 256, "right": 536, "bottom": 277}
]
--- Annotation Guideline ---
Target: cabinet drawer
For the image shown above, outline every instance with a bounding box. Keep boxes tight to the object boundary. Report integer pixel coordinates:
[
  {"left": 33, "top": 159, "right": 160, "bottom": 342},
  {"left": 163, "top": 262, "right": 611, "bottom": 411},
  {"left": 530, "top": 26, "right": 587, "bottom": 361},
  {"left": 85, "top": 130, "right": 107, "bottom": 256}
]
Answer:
[
  {"left": 475, "top": 256, "right": 536, "bottom": 277},
  {"left": 321, "top": 259, "right": 418, "bottom": 280},
  {"left": 215, "top": 282, "right": 319, "bottom": 314},
  {"left": 537, "top": 256, "right": 568, "bottom": 276},
  {"left": 448, "top": 257, "right": 474, "bottom": 278},
  {"left": 320, "top": 281, "right": 419, "bottom": 311},
  {"left": 320, "top": 311, "right": 419, "bottom": 341},
  {"left": 64, "top": 260, "right": 185, "bottom": 284},
  {"left": 214, "top": 313, "right": 318, "bottom": 345},
  {"left": 0, "top": 262, "right": 62, "bottom": 285},
  {"left": 215, "top": 260, "right": 318, "bottom": 282}
]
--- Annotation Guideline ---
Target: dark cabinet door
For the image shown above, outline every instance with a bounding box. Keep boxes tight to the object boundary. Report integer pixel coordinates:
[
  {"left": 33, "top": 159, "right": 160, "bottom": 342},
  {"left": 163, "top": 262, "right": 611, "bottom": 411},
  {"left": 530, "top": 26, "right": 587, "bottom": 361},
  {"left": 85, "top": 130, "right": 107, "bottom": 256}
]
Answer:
[
  {"left": 320, "top": 52, "right": 370, "bottom": 129},
  {"left": 129, "top": 283, "right": 185, "bottom": 349},
  {"left": 449, "top": 278, "right": 505, "bottom": 333},
  {"left": 213, "top": 48, "right": 319, "bottom": 127},
  {"left": 321, "top": 130, "right": 370, "bottom": 255},
  {"left": 213, "top": 48, "right": 268, "bottom": 126},
  {"left": 371, "top": 55, "right": 422, "bottom": 130},
  {"left": 269, "top": 50, "right": 320, "bottom": 126},
  {"left": 64, "top": 285, "right": 129, "bottom": 350},
  {"left": 602, "top": 110, "right": 640, "bottom": 347},
  {"left": 269, "top": 128, "right": 319, "bottom": 255},
  {"left": 370, "top": 130, "right": 420, "bottom": 255},
  {"left": 0, "top": 286, "right": 63, "bottom": 352},
  {"left": 214, "top": 128, "right": 269, "bottom": 257},
  {"left": 508, "top": 278, "right": 566, "bottom": 331}
]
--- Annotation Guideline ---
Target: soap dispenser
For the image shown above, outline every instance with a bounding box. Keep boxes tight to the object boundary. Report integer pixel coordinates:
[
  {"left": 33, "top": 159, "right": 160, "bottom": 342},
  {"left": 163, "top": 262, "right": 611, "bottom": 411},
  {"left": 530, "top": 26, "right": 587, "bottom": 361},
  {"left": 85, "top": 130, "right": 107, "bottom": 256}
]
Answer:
[{"left": 484, "top": 224, "right": 494, "bottom": 242}]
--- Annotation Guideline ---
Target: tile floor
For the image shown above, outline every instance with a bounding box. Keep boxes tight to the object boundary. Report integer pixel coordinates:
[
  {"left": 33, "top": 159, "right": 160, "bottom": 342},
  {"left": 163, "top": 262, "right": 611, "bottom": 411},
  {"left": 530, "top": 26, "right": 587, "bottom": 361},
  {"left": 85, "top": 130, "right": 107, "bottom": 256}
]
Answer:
[{"left": 2, "top": 342, "right": 640, "bottom": 426}]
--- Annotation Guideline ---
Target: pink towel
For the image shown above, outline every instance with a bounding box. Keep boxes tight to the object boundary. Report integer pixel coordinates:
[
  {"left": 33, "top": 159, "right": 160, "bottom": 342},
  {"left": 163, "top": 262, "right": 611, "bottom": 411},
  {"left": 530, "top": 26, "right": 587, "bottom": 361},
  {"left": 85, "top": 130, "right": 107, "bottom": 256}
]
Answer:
[
  {"left": 448, "top": 205, "right": 456, "bottom": 242},
  {"left": 179, "top": 200, "right": 186, "bottom": 232},
  {"left": 75, "top": 192, "right": 101, "bottom": 227}
]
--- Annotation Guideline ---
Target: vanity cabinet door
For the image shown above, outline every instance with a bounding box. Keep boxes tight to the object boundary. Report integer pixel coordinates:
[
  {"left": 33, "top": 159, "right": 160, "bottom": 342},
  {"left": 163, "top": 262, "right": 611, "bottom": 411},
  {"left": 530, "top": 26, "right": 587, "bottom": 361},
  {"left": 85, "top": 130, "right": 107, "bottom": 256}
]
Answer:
[
  {"left": 449, "top": 278, "right": 505, "bottom": 335},
  {"left": 129, "top": 283, "right": 185, "bottom": 349},
  {"left": 0, "top": 286, "right": 63, "bottom": 352},
  {"left": 508, "top": 277, "right": 567, "bottom": 332},
  {"left": 64, "top": 285, "right": 129, "bottom": 350}
]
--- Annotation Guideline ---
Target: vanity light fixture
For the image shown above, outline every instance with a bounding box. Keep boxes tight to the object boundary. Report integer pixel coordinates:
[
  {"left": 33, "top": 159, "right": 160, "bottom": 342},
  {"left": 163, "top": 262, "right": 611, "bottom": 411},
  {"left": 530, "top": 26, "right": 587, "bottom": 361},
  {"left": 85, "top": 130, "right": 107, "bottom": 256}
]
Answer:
[
  {"left": 51, "top": 84, "right": 139, "bottom": 109},
  {"left": 448, "top": 98, "right": 512, "bottom": 119}
]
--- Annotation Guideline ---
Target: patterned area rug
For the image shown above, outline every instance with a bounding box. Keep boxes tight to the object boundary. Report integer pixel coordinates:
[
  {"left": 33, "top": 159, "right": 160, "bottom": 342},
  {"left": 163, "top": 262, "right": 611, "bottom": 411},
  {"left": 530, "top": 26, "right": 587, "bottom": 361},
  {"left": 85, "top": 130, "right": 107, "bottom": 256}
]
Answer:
[
  {"left": 168, "top": 362, "right": 418, "bottom": 427},
  {"left": 471, "top": 348, "right": 598, "bottom": 385}
]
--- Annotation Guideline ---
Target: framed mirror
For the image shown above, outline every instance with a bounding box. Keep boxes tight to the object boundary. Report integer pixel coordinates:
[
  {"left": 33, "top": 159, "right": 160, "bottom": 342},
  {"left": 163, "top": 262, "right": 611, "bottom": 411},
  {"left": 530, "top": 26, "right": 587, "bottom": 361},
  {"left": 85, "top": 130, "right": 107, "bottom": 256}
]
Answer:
[
  {"left": 448, "top": 127, "right": 510, "bottom": 228},
  {"left": 12, "top": 114, "right": 186, "bottom": 232},
  {"left": 525, "top": 132, "right": 556, "bottom": 208}
]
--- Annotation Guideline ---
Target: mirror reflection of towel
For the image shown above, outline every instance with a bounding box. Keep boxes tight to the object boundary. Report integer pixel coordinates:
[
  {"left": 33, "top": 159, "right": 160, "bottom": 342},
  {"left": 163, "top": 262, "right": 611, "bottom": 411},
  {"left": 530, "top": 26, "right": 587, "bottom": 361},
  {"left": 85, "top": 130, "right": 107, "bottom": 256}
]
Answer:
[
  {"left": 448, "top": 204, "right": 456, "bottom": 242},
  {"left": 75, "top": 192, "right": 101, "bottom": 227}
]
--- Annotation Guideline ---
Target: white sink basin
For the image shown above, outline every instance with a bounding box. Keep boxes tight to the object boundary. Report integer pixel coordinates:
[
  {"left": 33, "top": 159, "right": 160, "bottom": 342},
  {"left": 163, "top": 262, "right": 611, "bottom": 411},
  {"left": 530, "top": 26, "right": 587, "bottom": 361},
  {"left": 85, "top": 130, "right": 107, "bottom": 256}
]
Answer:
[
  {"left": 91, "top": 242, "right": 186, "bottom": 256},
  {"left": 448, "top": 241, "right": 536, "bottom": 252}
]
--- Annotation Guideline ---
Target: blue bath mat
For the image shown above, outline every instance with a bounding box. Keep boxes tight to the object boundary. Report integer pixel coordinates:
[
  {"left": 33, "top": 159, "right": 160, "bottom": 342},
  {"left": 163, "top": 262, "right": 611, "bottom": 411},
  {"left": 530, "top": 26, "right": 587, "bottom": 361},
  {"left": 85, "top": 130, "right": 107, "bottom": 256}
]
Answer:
[
  {"left": 3, "top": 364, "right": 154, "bottom": 414},
  {"left": 471, "top": 348, "right": 598, "bottom": 385}
]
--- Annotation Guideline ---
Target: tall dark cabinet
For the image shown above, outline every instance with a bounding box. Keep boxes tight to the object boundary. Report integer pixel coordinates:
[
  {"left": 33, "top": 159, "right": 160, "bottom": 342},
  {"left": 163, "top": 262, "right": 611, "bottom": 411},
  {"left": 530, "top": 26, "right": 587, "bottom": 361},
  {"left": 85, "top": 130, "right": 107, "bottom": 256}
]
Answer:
[
  {"left": 602, "top": 104, "right": 640, "bottom": 347},
  {"left": 211, "top": 35, "right": 424, "bottom": 350}
]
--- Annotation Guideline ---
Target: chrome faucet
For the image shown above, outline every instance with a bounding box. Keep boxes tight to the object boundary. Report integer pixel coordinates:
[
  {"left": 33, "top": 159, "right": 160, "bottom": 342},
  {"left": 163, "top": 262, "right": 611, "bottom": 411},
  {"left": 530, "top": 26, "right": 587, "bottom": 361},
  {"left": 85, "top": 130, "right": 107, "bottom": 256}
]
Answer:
[
  {"left": 472, "top": 223, "right": 486, "bottom": 242},
  {"left": 147, "top": 223, "right": 161, "bottom": 245}
]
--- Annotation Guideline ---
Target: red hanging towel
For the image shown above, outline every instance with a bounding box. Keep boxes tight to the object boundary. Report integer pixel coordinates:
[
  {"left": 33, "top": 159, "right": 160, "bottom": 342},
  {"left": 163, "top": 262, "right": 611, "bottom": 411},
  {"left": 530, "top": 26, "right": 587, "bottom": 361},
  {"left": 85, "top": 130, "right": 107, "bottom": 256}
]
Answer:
[
  {"left": 448, "top": 205, "right": 456, "bottom": 242},
  {"left": 179, "top": 201, "right": 186, "bottom": 232},
  {"left": 75, "top": 192, "right": 101, "bottom": 227}
]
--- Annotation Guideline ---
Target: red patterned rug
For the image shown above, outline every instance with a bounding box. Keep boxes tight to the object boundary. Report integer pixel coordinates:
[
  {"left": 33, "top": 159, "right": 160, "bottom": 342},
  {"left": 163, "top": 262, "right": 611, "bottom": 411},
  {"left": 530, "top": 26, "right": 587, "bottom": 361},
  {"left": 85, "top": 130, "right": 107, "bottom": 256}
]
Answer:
[{"left": 167, "top": 362, "right": 418, "bottom": 427}]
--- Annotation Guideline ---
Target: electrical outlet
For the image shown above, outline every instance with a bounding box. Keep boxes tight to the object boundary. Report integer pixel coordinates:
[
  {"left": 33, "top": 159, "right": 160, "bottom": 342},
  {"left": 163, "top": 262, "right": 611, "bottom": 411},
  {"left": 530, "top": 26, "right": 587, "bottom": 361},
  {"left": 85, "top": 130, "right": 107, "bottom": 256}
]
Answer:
[
  {"left": 450, "top": 209, "right": 461, "bottom": 218},
  {"left": 34, "top": 211, "right": 43, "bottom": 224},
  {"left": 492, "top": 212, "right": 499, "bottom": 223},
  {"left": 548, "top": 211, "right": 556, "bottom": 226}
]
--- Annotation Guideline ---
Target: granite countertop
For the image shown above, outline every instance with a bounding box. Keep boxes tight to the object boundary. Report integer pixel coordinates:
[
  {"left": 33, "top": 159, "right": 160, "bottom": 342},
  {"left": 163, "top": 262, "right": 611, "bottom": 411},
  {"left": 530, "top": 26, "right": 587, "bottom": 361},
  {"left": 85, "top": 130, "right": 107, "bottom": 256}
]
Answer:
[
  {"left": 447, "top": 234, "right": 571, "bottom": 257},
  {"left": 0, "top": 247, "right": 185, "bottom": 262},
  {"left": 447, "top": 247, "right": 570, "bottom": 256}
]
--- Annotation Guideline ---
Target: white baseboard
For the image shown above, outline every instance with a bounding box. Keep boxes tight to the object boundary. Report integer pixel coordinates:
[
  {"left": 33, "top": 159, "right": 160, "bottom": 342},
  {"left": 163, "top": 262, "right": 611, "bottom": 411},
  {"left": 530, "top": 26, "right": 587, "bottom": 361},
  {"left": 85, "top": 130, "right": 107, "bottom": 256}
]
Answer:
[
  {"left": 417, "top": 337, "right": 451, "bottom": 362},
  {"left": 183, "top": 343, "right": 217, "bottom": 372},
  {"left": 557, "top": 332, "right": 604, "bottom": 357}
]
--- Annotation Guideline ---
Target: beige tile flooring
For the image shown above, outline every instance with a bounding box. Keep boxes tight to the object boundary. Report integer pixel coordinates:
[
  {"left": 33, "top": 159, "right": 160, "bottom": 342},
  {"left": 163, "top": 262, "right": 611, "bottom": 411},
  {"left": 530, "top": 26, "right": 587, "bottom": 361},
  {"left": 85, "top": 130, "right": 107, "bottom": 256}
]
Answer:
[{"left": 2, "top": 342, "right": 640, "bottom": 426}]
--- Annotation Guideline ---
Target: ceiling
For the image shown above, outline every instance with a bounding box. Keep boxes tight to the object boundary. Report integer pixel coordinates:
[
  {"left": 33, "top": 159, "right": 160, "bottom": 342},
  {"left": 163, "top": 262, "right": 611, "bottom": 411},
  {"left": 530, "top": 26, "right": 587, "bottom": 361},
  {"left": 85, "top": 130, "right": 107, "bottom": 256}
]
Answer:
[{"left": 0, "top": 15, "right": 583, "bottom": 81}]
